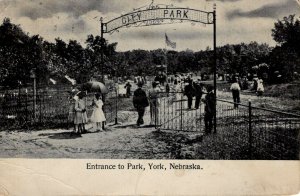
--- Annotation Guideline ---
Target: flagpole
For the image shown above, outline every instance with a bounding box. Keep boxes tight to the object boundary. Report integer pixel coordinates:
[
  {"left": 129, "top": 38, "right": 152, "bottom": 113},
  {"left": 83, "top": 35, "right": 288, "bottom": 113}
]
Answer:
[
  {"left": 164, "top": 33, "right": 168, "bottom": 78},
  {"left": 164, "top": 33, "right": 176, "bottom": 84}
]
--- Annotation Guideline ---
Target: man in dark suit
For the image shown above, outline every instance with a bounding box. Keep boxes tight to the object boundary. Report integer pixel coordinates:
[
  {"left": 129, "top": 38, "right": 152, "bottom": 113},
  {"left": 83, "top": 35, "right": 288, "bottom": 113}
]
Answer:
[
  {"left": 202, "top": 85, "right": 216, "bottom": 134},
  {"left": 194, "top": 80, "right": 203, "bottom": 109},
  {"left": 125, "top": 81, "right": 132, "bottom": 98},
  {"left": 184, "top": 80, "right": 195, "bottom": 109},
  {"left": 133, "top": 82, "right": 149, "bottom": 126}
]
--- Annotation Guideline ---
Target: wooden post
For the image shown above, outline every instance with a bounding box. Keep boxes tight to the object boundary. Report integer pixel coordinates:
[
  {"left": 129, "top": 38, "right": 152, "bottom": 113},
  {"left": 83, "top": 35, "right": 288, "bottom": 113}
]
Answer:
[
  {"left": 248, "top": 100, "right": 252, "bottom": 159},
  {"left": 213, "top": 4, "right": 217, "bottom": 133},
  {"left": 100, "top": 17, "right": 104, "bottom": 83},
  {"left": 30, "top": 68, "right": 37, "bottom": 120}
]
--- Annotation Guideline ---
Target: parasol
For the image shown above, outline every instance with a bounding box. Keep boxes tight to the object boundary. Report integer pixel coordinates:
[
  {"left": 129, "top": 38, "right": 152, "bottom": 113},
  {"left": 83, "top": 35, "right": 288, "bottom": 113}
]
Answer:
[{"left": 80, "top": 81, "right": 108, "bottom": 94}]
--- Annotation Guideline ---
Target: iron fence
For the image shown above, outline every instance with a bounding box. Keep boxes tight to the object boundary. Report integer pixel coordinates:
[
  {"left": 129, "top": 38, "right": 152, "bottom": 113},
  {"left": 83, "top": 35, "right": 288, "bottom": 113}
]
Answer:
[
  {"left": 1, "top": 88, "right": 299, "bottom": 159},
  {"left": 0, "top": 90, "right": 117, "bottom": 130},
  {"left": 155, "top": 92, "right": 203, "bottom": 132},
  {"left": 155, "top": 91, "right": 300, "bottom": 160},
  {"left": 250, "top": 106, "right": 300, "bottom": 159}
]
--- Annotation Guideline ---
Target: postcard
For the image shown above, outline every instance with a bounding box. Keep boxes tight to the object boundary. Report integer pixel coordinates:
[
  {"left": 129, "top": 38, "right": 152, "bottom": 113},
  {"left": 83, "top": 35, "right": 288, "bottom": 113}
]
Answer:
[{"left": 0, "top": 0, "right": 299, "bottom": 195}]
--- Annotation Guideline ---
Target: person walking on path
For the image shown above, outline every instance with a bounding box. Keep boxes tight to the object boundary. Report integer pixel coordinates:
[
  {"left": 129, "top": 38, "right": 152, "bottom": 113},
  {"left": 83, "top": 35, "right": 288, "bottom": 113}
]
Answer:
[
  {"left": 165, "top": 83, "right": 170, "bottom": 94},
  {"left": 90, "top": 93, "right": 106, "bottom": 132},
  {"left": 202, "top": 85, "right": 216, "bottom": 134},
  {"left": 175, "top": 80, "right": 182, "bottom": 101},
  {"left": 117, "top": 82, "right": 126, "bottom": 97},
  {"left": 124, "top": 81, "right": 132, "bottom": 98},
  {"left": 230, "top": 78, "right": 241, "bottom": 109},
  {"left": 148, "top": 81, "right": 160, "bottom": 126},
  {"left": 194, "top": 79, "right": 203, "bottom": 109},
  {"left": 73, "top": 92, "right": 88, "bottom": 136},
  {"left": 252, "top": 75, "right": 258, "bottom": 92},
  {"left": 184, "top": 80, "right": 195, "bottom": 109},
  {"left": 133, "top": 82, "right": 149, "bottom": 126},
  {"left": 256, "top": 79, "right": 264, "bottom": 96}
]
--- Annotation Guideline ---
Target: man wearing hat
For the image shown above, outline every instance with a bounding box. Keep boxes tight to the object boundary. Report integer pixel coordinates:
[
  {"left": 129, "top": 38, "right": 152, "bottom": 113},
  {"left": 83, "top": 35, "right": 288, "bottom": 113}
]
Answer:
[
  {"left": 124, "top": 81, "right": 132, "bottom": 98},
  {"left": 194, "top": 79, "right": 203, "bottom": 109},
  {"left": 202, "top": 85, "right": 216, "bottom": 134},
  {"left": 184, "top": 79, "right": 195, "bottom": 109},
  {"left": 133, "top": 82, "right": 149, "bottom": 126},
  {"left": 230, "top": 78, "right": 241, "bottom": 109}
]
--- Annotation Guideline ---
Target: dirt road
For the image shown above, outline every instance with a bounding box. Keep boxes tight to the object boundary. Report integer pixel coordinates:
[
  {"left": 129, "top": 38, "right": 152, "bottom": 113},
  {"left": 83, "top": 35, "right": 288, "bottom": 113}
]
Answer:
[{"left": 0, "top": 109, "right": 203, "bottom": 159}]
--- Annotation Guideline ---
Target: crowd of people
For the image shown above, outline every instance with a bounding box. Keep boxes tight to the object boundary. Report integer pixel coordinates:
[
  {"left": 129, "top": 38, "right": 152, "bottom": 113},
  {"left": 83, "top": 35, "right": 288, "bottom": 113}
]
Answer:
[
  {"left": 132, "top": 74, "right": 216, "bottom": 134},
  {"left": 67, "top": 72, "right": 266, "bottom": 136},
  {"left": 229, "top": 74, "right": 265, "bottom": 109}
]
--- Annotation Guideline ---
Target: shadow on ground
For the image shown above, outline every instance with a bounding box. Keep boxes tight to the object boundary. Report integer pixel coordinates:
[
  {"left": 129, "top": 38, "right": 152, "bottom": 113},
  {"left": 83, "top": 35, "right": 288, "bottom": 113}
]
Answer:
[{"left": 113, "top": 123, "right": 156, "bottom": 129}]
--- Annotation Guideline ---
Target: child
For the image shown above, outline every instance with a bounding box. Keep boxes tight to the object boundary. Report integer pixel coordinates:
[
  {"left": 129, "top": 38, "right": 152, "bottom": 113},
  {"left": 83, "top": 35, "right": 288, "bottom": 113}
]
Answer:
[
  {"left": 73, "top": 91, "right": 87, "bottom": 136},
  {"left": 90, "top": 93, "right": 106, "bottom": 131}
]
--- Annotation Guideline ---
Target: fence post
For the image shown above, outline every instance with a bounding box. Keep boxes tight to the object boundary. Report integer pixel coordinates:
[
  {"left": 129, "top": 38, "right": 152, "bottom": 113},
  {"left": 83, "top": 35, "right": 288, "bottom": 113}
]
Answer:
[
  {"left": 115, "top": 88, "right": 118, "bottom": 125},
  {"left": 199, "top": 101, "right": 202, "bottom": 132},
  {"left": 154, "top": 102, "right": 157, "bottom": 129},
  {"left": 180, "top": 93, "right": 183, "bottom": 131},
  {"left": 39, "top": 94, "right": 42, "bottom": 123},
  {"left": 42, "top": 94, "right": 45, "bottom": 124},
  {"left": 102, "top": 94, "right": 106, "bottom": 130},
  {"left": 248, "top": 100, "right": 252, "bottom": 159},
  {"left": 25, "top": 91, "right": 28, "bottom": 122},
  {"left": 33, "top": 75, "right": 37, "bottom": 121}
]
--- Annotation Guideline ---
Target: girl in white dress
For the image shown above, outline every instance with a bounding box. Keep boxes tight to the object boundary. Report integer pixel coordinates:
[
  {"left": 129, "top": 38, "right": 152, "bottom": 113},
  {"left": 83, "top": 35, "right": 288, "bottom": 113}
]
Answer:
[{"left": 90, "top": 93, "right": 106, "bottom": 131}]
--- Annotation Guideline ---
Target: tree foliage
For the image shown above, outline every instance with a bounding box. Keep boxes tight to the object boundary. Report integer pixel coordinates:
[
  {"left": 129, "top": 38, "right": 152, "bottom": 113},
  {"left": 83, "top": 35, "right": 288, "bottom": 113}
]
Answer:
[
  {"left": 0, "top": 14, "right": 299, "bottom": 89},
  {"left": 0, "top": 18, "right": 118, "bottom": 88},
  {"left": 272, "top": 15, "right": 300, "bottom": 52},
  {"left": 270, "top": 14, "right": 300, "bottom": 82}
]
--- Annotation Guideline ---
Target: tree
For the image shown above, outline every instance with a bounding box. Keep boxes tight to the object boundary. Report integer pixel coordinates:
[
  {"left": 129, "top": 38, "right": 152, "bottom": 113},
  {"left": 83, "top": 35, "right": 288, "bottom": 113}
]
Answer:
[
  {"left": 270, "top": 15, "right": 300, "bottom": 82},
  {"left": 85, "top": 34, "right": 118, "bottom": 78},
  {"left": 272, "top": 14, "right": 300, "bottom": 53},
  {"left": 0, "top": 18, "right": 48, "bottom": 88}
]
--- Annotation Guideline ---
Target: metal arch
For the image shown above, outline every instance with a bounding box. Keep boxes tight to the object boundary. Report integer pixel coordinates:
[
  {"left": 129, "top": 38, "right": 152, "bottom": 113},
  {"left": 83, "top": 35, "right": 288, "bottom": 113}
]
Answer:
[{"left": 103, "top": 7, "right": 214, "bottom": 34}]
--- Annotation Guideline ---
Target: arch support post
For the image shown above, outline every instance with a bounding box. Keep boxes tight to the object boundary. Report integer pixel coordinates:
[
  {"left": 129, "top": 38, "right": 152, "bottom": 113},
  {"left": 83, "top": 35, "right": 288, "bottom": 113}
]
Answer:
[{"left": 213, "top": 4, "right": 217, "bottom": 134}]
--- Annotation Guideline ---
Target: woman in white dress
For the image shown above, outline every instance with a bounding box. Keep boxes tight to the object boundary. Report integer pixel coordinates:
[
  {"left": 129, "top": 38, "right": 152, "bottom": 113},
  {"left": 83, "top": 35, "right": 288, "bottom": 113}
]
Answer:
[
  {"left": 90, "top": 93, "right": 106, "bottom": 131},
  {"left": 256, "top": 79, "right": 264, "bottom": 96}
]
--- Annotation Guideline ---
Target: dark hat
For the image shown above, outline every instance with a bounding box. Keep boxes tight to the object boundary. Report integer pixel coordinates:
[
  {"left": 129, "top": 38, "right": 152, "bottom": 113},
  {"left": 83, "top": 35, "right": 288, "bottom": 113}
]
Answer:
[
  {"left": 152, "top": 81, "right": 158, "bottom": 88},
  {"left": 206, "top": 85, "right": 214, "bottom": 92},
  {"left": 77, "top": 91, "right": 85, "bottom": 99}
]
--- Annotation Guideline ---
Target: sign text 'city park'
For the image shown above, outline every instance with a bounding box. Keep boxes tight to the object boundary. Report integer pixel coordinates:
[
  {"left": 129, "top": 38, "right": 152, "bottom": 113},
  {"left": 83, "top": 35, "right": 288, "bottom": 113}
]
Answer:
[{"left": 103, "top": 7, "right": 214, "bottom": 33}]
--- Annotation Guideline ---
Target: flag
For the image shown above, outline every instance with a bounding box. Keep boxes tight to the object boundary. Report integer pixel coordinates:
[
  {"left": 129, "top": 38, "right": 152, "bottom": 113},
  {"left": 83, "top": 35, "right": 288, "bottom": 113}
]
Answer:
[
  {"left": 49, "top": 78, "right": 57, "bottom": 85},
  {"left": 165, "top": 33, "right": 176, "bottom": 49},
  {"left": 65, "top": 75, "right": 76, "bottom": 85}
]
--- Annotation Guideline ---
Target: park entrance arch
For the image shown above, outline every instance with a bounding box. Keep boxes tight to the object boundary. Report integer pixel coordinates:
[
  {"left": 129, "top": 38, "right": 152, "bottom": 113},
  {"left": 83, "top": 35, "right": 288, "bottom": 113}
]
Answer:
[{"left": 100, "top": 2, "right": 217, "bottom": 132}]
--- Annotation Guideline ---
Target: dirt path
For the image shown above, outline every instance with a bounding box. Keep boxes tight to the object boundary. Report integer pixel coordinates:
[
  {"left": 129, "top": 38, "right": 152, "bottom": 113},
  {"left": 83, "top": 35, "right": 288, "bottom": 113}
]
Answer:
[{"left": 0, "top": 108, "right": 202, "bottom": 159}]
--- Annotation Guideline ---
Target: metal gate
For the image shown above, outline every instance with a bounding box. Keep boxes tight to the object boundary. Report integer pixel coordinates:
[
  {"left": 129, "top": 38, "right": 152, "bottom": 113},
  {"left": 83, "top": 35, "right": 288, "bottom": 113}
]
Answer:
[
  {"left": 155, "top": 92, "right": 204, "bottom": 132},
  {"left": 155, "top": 92, "right": 300, "bottom": 159}
]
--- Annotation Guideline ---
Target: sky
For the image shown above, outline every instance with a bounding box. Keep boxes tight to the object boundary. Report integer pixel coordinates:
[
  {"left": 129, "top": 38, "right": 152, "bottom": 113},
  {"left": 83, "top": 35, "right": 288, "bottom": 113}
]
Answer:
[{"left": 0, "top": 0, "right": 299, "bottom": 52}]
